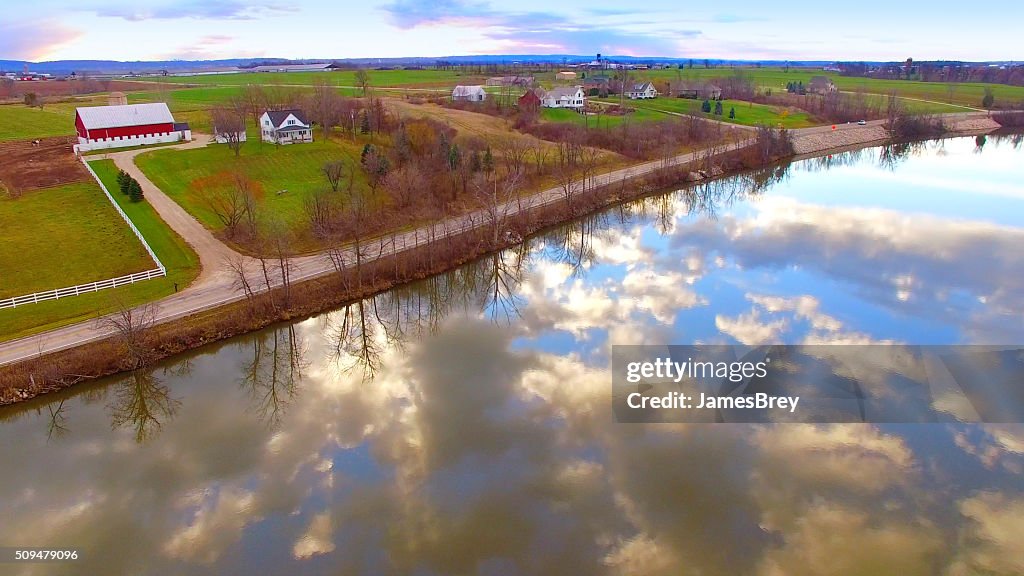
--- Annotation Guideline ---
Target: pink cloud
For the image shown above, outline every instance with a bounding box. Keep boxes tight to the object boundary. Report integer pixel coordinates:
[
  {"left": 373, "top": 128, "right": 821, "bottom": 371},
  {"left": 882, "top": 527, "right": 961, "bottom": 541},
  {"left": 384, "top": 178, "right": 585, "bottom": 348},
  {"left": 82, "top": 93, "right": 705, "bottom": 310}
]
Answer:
[{"left": 0, "top": 20, "right": 82, "bottom": 61}]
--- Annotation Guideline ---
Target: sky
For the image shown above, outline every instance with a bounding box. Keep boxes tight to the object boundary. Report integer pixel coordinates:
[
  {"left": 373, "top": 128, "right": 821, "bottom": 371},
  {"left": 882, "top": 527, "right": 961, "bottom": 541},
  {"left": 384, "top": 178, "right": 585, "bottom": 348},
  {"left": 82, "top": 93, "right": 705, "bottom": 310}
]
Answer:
[{"left": 1, "top": 0, "right": 1021, "bottom": 63}]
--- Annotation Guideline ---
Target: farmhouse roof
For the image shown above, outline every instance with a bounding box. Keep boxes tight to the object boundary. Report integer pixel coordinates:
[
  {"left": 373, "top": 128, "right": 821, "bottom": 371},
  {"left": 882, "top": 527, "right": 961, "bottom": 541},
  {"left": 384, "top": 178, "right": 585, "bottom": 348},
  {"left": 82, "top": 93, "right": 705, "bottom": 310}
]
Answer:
[
  {"left": 76, "top": 103, "right": 175, "bottom": 129},
  {"left": 630, "top": 82, "right": 654, "bottom": 92},
  {"left": 265, "top": 109, "right": 309, "bottom": 127},
  {"left": 546, "top": 86, "right": 583, "bottom": 99},
  {"left": 452, "top": 85, "right": 486, "bottom": 97}
]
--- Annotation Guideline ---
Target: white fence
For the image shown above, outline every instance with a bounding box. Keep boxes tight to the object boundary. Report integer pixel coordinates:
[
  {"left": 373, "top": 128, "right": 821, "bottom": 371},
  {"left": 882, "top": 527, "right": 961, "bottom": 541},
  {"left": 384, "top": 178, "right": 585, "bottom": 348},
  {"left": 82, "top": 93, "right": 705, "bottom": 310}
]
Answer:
[
  {"left": 0, "top": 268, "right": 166, "bottom": 309},
  {"left": 0, "top": 159, "right": 167, "bottom": 310}
]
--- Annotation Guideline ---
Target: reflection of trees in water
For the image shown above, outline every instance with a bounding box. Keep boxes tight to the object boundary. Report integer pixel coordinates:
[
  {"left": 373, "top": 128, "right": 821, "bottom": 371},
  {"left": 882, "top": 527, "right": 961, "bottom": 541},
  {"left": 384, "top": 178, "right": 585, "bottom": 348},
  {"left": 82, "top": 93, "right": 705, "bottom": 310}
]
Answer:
[
  {"left": 239, "top": 325, "right": 307, "bottom": 426},
  {"left": 326, "top": 245, "right": 532, "bottom": 380},
  {"left": 987, "top": 131, "right": 1023, "bottom": 149},
  {"left": 108, "top": 370, "right": 181, "bottom": 443},
  {"left": 800, "top": 148, "right": 868, "bottom": 172},
  {"left": 46, "top": 399, "right": 69, "bottom": 442}
]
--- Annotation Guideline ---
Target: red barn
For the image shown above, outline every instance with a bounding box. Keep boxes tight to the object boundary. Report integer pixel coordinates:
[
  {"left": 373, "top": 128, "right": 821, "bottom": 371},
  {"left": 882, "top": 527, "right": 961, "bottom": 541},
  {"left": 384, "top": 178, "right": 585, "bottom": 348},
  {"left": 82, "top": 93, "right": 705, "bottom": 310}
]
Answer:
[
  {"left": 518, "top": 89, "right": 541, "bottom": 112},
  {"left": 74, "top": 102, "right": 190, "bottom": 153}
]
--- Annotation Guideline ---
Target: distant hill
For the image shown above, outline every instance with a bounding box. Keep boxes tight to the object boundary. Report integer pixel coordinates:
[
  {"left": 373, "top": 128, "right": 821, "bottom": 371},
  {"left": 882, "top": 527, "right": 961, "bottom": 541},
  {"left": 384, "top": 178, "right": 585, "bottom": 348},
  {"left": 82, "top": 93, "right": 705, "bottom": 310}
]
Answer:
[{"left": 1, "top": 56, "right": 1011, "bottom": 76}]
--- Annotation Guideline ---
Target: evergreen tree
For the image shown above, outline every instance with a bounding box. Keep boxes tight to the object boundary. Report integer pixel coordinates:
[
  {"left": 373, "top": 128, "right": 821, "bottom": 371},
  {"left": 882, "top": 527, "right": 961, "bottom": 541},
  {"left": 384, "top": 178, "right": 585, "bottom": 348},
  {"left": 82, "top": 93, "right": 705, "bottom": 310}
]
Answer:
[
  {"left": 128, "top": 179, "right": 144, "bottom": 202},
  {"left": 447, "top": 144, "right": 461, "bottom": 171},
  {"left": 360, "top": 110, "right": 370, "bottom": 134},
  {"left": 482, "top": 147, "right": 494, "bottom": 172},
  {"left": 701, "top": 99, "right": 711, "bottom": 113},
  {"left": 729, "top": 107, "right": 735, "bottom": 119},
  {"left": 117, "top": 170, "right": 131, "bottom": 194},
  {"left": 361, "top": 144, "right": 373, "bottom": 166},
  {"left": 714, "top": 101, "right": 723, "bottom": 115}
]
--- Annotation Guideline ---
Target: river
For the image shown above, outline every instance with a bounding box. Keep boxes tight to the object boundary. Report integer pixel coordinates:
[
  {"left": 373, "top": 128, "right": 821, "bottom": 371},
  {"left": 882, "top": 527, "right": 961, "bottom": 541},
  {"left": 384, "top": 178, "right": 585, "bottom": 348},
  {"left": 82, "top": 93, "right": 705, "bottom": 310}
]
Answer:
[{"left": 1, "top": 134, "right": 1022, "bottom": 575}]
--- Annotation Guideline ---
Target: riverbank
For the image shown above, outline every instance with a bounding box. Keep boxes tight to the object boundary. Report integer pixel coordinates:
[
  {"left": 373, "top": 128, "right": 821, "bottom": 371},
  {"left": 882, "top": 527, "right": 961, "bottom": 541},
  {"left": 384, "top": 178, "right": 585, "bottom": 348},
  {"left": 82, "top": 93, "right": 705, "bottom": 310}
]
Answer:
[{"left": 0, "top": 122, "right": 1007, "bottom": 405}]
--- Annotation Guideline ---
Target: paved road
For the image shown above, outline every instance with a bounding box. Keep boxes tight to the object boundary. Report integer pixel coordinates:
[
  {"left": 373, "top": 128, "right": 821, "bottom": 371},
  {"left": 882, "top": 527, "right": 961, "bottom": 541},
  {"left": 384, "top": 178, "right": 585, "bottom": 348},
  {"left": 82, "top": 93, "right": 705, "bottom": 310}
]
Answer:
[{"left": 0, "top": 111, "right": 991, "bottom": 367}]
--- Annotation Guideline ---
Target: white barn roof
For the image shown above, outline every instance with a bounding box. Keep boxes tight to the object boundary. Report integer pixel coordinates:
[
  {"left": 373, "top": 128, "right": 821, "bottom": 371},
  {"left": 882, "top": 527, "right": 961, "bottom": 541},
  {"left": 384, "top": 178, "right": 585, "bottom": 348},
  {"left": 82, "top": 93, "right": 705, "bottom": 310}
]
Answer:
[{"left": 76, "top": 103, "right": 175, "bottom": 130}]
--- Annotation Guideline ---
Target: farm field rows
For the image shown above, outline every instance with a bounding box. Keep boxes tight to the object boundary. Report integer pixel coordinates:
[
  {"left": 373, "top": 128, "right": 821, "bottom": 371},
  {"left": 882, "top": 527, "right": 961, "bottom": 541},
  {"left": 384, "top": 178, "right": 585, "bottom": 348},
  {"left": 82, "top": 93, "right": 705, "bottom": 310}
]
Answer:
[
  {"left": 0, "top": 161, "right": 200, "bottom": 341},
  {"left": 145, "top": 69, "right": 486, "bottom": 88}
]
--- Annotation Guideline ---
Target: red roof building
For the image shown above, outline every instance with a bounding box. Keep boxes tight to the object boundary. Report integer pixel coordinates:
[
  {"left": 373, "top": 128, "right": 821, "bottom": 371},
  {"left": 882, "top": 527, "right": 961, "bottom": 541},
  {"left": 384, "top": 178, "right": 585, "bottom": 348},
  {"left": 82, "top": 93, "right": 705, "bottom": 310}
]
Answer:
[
  {"left": 74, "top": 103, "right": 191, "bottom": 153},
  {"left": 518, "top": 89, "right": 541, "bottom": 111}
]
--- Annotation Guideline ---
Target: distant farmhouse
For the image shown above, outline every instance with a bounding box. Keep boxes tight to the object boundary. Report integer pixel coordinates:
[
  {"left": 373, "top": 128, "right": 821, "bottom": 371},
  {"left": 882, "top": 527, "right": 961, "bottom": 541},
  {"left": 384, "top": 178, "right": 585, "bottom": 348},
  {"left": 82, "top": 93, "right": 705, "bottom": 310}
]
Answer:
[
  {"left": 625, "top": 82, "right": 658, "bottom": 99},
  {"left": 74, "top": 102, "right": 191, "bottom": 153},
  {"left": 541, "top": 86, "right": 587, "bottom": 110},
  {"left": 555, "top": 71, "right": 578, "bottom": 81},
  {"left": 452, "top": 85, "right": 487, "bottom": 102},
  {"left": 485, "top": 75, "right": 534, "bottom": 87},
  {"left": 260, "top": 109, "right": 313, "bottom": 144},
  {"left": 808, "top": 76, "right": 837, "bottom": 94},
  {"left": 671, "top": 81, "right": 722, "bottom": 100}
]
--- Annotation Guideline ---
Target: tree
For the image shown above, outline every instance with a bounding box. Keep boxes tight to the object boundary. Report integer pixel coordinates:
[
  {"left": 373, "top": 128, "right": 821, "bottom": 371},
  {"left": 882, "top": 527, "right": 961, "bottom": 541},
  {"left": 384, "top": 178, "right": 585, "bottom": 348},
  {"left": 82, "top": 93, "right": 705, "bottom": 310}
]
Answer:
[
  {"left": 482, "top": 146, "right": 494, "bottom": 173},
  {"left": 117, "top": 170, "right": 131, "bottom": 194},
  {"left": 701, "top": 99, "right": 712, "bottom": 113},
  {"left": 354, "top": 69, "right": 370, "bottom": 96},
  {"left": 714, "top": 100, "right": 723, "bottom": 115},
  {"left": 982, "top": 87, "right": 995, "bottom": 110},
  {"left": 23, "top": 92, "right": 42, "bottom": 109},
  {"left": 360, "top": 110, "right": 370, "bottom": 134},
  {"left": 729, "top": 107, "right": 736, "bottom": 119},
  {"left": 210, "top": 106, "right": 246, "bottom": 157},
  {"left": 97, "top": 300, "right": 157, "bottom": 369},
  {"left": 322, "top": 160, "right": 345, "bottom": 192},
  {"left": 128, "top": 179, "right": 144, "bottom": 202},
  {"left": 196, "top": 172, "right": 260, "bottom": 238}
]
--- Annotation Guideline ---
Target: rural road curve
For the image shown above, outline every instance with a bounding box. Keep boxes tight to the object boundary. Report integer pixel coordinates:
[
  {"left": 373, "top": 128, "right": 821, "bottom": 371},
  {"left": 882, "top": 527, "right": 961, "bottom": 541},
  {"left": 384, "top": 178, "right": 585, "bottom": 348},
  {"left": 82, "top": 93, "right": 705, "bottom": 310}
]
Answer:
[{"left": 0, "top": 112, "right": 993, "bottom": 368}]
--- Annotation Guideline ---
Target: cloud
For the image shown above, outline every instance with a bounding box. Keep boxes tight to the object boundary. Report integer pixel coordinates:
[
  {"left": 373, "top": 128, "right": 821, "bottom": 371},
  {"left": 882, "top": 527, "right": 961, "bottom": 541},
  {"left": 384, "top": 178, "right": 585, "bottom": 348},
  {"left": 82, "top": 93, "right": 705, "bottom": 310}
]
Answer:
[
  {"left": 94, "top": 0, "right": 297, "bottom": 21},
  {"left": 0, "top": 19, "right": 82, "bottom": 61},
  {"left": 379, "top": 0, "right": 694, "bottom": 55}
]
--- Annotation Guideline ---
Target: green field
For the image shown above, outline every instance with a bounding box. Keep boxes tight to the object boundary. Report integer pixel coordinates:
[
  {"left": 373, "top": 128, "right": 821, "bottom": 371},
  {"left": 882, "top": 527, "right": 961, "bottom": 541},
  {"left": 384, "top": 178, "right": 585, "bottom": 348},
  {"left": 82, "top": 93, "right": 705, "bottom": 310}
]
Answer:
[
  {"left": 135, "top": 134, "right": 367, "bottom": 252},
  {"left": 634, "top": 66, "right": 1024, "bottom": 109},
  {"left": 0, "top": 161, "right": 201, "bottom": 341},
  {"left": 596, "top": 96, "right": 815, "bottom": 128},
  {"left": 0, "top": 104, "right": 76, "bottom": 141},
  {"left": 541, "top": 105, "right": 665, "bottom": 128},
  {"left": 0, "top": 181, "right": 154, "bottom": 299},
  {"left": 147, "top": 69, "right": 480, "bottom": 88}
]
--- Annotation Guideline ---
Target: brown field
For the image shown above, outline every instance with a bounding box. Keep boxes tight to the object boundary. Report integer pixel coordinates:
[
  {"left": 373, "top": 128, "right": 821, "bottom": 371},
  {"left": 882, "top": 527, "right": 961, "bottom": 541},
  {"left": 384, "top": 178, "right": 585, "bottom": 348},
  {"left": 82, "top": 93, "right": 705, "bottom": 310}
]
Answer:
[
  {"left": 0, "top": 79, "right": 159, "bottom": 101},
  {"left": 0, "top": 137, "right": 88, "bottom": 194}
]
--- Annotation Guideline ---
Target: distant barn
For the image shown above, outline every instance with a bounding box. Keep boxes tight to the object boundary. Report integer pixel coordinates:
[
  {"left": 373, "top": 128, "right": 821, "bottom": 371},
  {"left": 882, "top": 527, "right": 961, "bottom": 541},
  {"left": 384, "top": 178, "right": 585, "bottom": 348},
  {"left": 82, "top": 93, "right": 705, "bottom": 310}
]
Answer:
[{"left": 74, "top": 102, "right": 191, "bottom": 153}]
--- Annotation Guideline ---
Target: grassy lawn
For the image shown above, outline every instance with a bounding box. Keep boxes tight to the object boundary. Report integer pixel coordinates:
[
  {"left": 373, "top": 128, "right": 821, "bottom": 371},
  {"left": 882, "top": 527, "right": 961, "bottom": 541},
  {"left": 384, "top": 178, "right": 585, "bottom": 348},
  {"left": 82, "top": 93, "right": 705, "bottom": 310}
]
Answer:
[
  {"left": 541, "top": 106, "right": 664, "bottom": 128},
  {"left": 592, "top": 96, "right": 815, "bottom": 128},
  {"left": 0, "top": 181, "right": 154, "bottom": 299},
  {"left": 135, "top": 135, "right": 367, "bottom": 252},
  {"left": 0, "top": 104, "right": 76, "bottom": 141},
  {"left": 0, "top": 161, "right": 201, "bottom": 341}
]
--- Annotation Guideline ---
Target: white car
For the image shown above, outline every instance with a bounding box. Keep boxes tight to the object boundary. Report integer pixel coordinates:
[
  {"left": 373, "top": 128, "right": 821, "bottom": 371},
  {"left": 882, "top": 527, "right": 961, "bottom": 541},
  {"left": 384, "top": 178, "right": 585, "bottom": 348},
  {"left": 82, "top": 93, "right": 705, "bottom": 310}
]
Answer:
[{"left": 857, "top": 120, "right": 867, "bottom": 125}]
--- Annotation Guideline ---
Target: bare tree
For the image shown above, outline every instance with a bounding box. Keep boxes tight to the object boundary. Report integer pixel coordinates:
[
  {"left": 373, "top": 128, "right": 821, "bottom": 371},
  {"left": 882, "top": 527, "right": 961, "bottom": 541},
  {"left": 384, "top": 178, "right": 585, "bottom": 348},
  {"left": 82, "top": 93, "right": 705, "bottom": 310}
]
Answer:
[
  {"left": 311, "top": 79, "right": 342, "bottom": 140},
  {"left": 354, "top": 69, "right": 370, "bottom": 97},
  {"left": 304, "top": 189, "right": 337, "bottom": 238},
  {"left": 224, "top": 253, "right": 256, "bottom": 308},
  {"left": 322, "top": 160, "right": 346, "bottom": 192},
  {"left": 198, "top": 172, "right": 257, "bottom": 238},
  {"left": 97, "top": 301, "right": 158, "bottom": 369},
  {"left": 211, "top": 106, "right": 246, "bottom": 157}
]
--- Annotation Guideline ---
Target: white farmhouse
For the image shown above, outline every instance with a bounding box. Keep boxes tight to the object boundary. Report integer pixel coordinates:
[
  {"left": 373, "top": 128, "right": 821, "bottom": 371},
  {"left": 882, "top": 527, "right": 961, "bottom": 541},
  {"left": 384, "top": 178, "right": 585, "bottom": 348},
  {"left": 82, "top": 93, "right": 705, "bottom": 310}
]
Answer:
[
  {"left": 452, "top": 85, "right": 487, "bottom": 102},
  {"left": 541, "top": 86, "right": 587, "bottom": 110},
  {"left": 259, "top": 109, "right": 313, "bottom": 144},
  {"left": 625, "top": 82, "right": 659, "bottom": 100}
]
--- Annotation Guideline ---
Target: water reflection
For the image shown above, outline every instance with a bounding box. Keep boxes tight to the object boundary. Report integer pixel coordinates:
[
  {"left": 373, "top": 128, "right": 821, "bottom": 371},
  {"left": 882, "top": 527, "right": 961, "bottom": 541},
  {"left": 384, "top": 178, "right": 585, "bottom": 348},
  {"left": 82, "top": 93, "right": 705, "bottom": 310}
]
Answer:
[{"left": 0, "top": 135, "right": 1022, "bottom": 575}]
